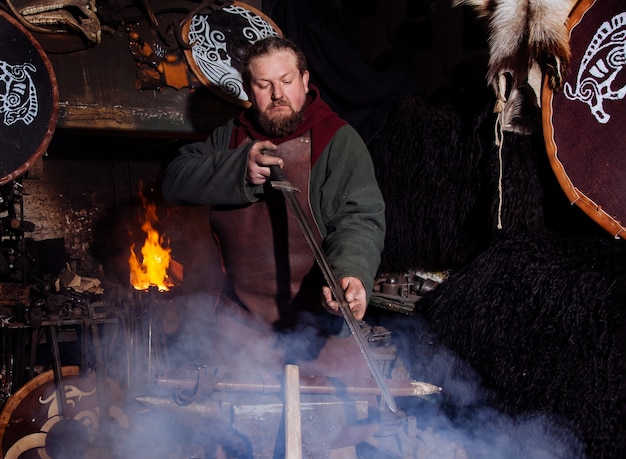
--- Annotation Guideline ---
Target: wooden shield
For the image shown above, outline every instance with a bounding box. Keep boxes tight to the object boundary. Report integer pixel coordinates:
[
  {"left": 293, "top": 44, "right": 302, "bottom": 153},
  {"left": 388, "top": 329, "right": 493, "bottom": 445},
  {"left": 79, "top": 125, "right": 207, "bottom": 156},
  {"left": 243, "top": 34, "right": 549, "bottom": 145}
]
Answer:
[
  {"left": 182, "top": 1, "right": 282, "bottom": 107},
  {"left": 0, "top": 366, "right": 129, "bottom": 458},
  {"left": 0, "top": 10, "right": 58, "bottom": 186},
  {"left": 542, "top": 0, "right": 626, "bottom": 239}
]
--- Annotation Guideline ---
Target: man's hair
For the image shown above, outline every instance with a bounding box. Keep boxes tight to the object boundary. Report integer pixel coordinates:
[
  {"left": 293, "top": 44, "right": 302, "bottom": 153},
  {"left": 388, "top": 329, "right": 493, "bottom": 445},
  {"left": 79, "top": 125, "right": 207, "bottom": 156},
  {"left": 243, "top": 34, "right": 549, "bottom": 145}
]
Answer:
[{"left": 240, "top": 36, "right": 307, "bottom": 88}]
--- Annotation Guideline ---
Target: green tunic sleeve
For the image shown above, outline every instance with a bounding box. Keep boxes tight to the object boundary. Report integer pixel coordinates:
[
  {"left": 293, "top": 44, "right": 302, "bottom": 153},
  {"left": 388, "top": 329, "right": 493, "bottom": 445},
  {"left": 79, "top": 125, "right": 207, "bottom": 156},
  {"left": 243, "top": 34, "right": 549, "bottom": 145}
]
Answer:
[
  {"left": 309, "top": 124, "right": 386, "bottom": 298},
  {"left": 162, "top": 120, "right": 262, "bottom": 206}
]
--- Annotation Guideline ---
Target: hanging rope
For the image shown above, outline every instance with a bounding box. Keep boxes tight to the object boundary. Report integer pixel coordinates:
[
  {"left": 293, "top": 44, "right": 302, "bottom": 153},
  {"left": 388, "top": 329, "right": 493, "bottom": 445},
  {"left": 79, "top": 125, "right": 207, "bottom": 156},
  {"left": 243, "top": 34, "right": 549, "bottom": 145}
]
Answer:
[{"left": 492, "top": 74, "right": 508, "bottom": 231}]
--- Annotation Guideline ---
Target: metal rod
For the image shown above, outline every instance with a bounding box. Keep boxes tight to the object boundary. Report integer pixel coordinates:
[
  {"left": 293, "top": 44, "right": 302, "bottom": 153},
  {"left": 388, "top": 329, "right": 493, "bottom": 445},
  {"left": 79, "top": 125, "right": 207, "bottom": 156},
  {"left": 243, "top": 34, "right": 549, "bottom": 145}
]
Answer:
[
  {"left": 90, "top": 321, "right": 109, "bottom": 422},
  {"left": 270, "top": 166, "right": 397, "bottom": 413},
  {"left": 154, "top": 368, "right": 442, "bottom": 397},
  {"left": 48, "top": 326, "right": 67, "bottom": 418}
]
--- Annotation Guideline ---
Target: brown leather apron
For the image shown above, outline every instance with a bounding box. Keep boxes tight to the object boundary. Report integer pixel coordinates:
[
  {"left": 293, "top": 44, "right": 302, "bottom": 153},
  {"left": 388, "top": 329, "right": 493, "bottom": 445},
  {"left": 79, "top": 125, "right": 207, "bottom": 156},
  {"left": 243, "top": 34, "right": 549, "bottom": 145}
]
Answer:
[{"left": 210, "top": 132, "right": 324, "bottom": 327}]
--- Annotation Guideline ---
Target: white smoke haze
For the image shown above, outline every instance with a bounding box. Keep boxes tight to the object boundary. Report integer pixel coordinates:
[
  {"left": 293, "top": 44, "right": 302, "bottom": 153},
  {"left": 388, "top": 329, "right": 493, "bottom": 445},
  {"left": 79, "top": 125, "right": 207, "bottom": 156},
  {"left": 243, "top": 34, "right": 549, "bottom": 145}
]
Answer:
[
  {"left": 389, "top": 314, "right": 585, "bottom": 459},
  {"left": 103, "top": 292, "right": 584, "bottom": 459}
]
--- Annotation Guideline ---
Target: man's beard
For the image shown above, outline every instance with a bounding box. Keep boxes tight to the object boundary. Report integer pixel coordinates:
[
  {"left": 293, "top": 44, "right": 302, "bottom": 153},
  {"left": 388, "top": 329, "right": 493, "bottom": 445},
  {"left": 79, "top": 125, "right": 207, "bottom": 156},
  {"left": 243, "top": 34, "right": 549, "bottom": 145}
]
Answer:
[{"left": 257, "top": 104, "right": 304, "bottom": 137}]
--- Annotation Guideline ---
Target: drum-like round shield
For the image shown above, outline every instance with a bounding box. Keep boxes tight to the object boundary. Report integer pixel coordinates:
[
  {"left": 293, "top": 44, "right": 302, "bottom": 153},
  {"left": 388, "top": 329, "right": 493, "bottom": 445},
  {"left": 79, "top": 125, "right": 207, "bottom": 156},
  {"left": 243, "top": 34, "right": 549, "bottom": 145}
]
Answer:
[
  {"left": 0, "top": 9, "right": 58, "bottom": 186},
  {"left": 542, "top": 0, "right": 626, "bottom": 239},
  {"left": 182, "top": 1, "right": 282, "bottom": 107},
  {"left": 0, "top": 366, "right": 129, "bottom": 458}
]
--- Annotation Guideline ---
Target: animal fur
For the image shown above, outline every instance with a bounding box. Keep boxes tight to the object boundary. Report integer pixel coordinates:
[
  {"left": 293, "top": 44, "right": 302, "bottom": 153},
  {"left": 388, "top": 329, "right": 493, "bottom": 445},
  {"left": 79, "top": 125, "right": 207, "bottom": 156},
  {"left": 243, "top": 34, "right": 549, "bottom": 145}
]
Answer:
[
  {"left": 393, "top": 232, "right": 626, "bottom": 459},
  {"left": 454, "top": 0, "right": 576, "bottom": 132},
  {"left": 367, "top": 92, "right": 589, "bottom": 273},
  {"left": 369, "top": 91, "right": 626, "bottom": 459}
]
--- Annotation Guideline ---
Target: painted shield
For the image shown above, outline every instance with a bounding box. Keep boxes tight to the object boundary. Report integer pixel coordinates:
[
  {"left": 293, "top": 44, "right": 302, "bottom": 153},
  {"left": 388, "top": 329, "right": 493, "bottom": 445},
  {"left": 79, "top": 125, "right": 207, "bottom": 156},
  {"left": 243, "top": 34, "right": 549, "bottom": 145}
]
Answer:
[
  {"left": 0, "top": 9, "right": 58, "bottom": 186},
  {"left": 543, "top": 0, "right": 626, "bottom": 239},
  {"left": 182, "top": 1, "right": 282, "bottom": 107},
  {"left": 0, "top": 366, "right": 129, "bottom": 458}
]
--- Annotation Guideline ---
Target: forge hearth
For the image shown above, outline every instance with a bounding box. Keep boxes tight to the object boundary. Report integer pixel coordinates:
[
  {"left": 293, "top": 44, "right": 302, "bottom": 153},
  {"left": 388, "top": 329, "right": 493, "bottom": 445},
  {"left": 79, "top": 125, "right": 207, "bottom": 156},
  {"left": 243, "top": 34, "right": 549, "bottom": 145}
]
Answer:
[{"left": 18, "top": 133, "right": 223, "bottom": 292}]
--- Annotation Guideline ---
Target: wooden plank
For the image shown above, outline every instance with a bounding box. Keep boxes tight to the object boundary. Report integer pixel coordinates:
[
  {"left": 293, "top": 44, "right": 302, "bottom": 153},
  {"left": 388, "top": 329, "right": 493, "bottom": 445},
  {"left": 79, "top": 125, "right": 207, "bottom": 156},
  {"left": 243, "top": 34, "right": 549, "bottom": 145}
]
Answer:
[{"left": 284, "top": 364, "right": 302, "bottom": 459}]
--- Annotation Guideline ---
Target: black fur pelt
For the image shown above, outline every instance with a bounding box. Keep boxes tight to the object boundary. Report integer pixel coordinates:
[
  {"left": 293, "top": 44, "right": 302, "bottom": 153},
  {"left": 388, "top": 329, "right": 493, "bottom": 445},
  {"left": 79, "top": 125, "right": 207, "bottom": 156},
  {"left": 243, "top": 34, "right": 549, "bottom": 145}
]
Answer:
[
  {"left": 368, "top": 94, "right": 586, "bottom": 273},
  {"left": 368, "top": 95, "right": 495, "bottom": 272},
  {"left": 369, "top": 94, "right": 626, "bottom": 458},
  {"left": 392, "top": 232, "right": 626, "bottom": 459}
]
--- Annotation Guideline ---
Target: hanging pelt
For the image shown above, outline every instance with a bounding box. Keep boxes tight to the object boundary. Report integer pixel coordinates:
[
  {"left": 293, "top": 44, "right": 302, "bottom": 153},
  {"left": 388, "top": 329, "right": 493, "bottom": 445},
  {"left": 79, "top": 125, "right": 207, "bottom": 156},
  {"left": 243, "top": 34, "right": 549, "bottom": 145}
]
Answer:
[
  {"left": 367, "top": 92, "right": 597, "bottom": 273},
  {"left": 453, "top": 0, "right": 577, "bottom": 133},
  {"left": 393, "top": 232, "right": 626, "bottom": 459}
]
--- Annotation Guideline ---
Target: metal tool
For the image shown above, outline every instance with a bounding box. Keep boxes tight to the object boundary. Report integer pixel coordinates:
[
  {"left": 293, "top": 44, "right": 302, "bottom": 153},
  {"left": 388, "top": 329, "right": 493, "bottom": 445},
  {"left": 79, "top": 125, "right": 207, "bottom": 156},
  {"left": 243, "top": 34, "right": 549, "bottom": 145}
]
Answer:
[
  {"left": 269, "top": 165, "right": 398, "bottom": 413},
  {"left": 154, "top": 366, "right": 442, "bottom": 398}
]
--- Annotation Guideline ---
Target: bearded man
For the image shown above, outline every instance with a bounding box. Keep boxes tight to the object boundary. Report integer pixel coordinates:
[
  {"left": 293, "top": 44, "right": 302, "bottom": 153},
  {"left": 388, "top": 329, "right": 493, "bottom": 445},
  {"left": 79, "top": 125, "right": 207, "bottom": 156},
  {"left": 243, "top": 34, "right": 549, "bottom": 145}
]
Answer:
[{"left": 162, "top": 36, "right": 385, "bottom": 355}]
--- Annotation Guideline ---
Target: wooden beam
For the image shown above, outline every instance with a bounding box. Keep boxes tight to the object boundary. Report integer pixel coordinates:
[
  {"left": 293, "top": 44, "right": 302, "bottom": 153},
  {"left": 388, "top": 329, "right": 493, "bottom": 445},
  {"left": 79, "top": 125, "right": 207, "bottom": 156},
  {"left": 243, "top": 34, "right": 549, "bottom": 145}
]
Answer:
[
  {"left": 47, "top": 32, "right": 239, "bottom": 136},
  {"left": 284, "top": 364, "right": 302, "bottom": 459}
]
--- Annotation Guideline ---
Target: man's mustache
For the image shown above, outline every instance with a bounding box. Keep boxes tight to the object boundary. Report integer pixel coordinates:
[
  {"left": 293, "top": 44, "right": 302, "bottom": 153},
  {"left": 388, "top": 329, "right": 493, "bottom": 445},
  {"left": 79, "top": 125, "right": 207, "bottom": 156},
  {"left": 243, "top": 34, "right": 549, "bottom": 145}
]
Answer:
[{"left": 271, "top": 100, "right": 291, "bottom": 108}]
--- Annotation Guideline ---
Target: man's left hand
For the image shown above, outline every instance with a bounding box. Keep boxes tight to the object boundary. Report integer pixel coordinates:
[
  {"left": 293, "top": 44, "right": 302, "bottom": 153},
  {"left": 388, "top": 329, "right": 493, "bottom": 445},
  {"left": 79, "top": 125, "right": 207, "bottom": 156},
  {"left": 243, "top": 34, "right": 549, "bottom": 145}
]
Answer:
[{"left": 322, "top": 277, "right": 367, "bottom": 321}]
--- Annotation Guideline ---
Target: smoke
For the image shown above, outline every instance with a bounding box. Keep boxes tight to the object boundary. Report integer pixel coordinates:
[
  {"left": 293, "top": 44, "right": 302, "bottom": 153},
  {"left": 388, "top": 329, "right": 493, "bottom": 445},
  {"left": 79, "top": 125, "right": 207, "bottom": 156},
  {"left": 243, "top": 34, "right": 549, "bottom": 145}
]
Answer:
[
  {"left": 388, "top": 313, "right": 585, "bottom": 459},
  {"left": 101, "top": 291, "right": 584, "bottom": 459}
]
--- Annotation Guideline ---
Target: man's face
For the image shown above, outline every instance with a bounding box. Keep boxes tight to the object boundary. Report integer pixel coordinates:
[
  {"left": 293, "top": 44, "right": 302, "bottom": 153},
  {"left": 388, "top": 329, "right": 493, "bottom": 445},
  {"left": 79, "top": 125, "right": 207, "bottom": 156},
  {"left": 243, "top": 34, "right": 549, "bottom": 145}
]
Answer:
[{"left": 247, "top": 50, "right": 310, "bottom": 137}]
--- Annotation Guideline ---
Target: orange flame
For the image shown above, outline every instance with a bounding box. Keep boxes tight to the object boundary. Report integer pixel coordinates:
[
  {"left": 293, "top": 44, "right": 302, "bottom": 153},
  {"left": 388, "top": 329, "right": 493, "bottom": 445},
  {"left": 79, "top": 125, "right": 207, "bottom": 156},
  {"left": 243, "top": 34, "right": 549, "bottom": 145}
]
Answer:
[{"left": 129, "top": 199, "right": 174, "bottom": 292}]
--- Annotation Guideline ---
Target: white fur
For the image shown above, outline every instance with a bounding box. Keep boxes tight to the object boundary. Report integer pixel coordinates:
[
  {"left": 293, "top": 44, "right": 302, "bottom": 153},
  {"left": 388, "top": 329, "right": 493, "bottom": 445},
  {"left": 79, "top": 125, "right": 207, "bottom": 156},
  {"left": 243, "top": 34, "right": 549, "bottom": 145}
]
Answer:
[
  {"left": 455, "top": 0, "right": 577, "bottom": 131},
  {"left": 527, "top": 0, "right": 575, "bottom": 50}
]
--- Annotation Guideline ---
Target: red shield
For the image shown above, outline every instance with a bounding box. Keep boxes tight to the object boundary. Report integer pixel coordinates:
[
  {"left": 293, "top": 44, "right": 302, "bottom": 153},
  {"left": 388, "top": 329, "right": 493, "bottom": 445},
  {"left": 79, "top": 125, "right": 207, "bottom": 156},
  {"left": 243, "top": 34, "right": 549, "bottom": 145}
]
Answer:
[{"left": 543, "top": 0, "right": 626, "bottom": 239}]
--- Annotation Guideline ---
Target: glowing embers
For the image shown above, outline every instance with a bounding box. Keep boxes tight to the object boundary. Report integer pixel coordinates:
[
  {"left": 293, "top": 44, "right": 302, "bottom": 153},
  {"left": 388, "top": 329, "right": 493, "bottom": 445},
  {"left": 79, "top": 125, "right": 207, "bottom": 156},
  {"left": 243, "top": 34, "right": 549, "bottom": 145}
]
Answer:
[{"left": 129, "top": 192, "right": 174, "bottom": 292}]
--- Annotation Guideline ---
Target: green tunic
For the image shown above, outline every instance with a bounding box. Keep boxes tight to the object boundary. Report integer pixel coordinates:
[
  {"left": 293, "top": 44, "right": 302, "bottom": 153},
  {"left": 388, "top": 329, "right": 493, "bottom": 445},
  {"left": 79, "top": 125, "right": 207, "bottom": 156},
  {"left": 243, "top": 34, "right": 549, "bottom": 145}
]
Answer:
[{"left": 162, "top": 119, "right": 385, "bottom": 299}]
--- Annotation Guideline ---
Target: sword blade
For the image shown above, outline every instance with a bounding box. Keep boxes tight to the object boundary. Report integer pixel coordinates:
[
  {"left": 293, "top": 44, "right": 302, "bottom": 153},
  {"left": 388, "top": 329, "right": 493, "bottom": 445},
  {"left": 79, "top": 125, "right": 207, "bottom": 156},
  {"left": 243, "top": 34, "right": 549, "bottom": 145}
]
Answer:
[{"left": 270, "top": 167, "right": 397, "bottom": 413}]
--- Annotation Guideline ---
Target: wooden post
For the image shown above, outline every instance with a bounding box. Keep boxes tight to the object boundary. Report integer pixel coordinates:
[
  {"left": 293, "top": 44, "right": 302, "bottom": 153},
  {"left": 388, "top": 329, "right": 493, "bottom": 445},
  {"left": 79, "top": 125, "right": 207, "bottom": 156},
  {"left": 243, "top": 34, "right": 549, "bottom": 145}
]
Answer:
[{"left": 284, "top": 364, "right": 302, "bottom": 459}]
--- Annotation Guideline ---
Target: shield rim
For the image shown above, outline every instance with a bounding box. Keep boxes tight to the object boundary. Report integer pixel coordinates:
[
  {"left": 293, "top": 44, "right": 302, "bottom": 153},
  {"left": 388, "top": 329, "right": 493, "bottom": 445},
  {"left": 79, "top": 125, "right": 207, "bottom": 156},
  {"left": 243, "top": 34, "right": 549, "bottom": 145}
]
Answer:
[{"left": 541, "top": 0, "right": 625, "bottom": 239}]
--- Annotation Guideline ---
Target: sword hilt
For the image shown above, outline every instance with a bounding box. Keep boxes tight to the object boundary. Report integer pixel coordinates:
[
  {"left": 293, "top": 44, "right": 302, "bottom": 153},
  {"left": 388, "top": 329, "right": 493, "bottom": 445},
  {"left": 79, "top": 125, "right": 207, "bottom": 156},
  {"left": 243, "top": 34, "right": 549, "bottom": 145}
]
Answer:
[{"left": 269, "top": 164, "right": 288, "bottom": 182}]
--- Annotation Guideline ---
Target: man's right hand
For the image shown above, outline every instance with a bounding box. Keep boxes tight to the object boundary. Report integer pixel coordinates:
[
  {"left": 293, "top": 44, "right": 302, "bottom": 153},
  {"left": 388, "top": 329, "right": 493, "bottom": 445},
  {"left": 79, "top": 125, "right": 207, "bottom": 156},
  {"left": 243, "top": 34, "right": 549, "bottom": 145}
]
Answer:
[{"left": 246, "top": 140, "right": 281, "bottom": 185}]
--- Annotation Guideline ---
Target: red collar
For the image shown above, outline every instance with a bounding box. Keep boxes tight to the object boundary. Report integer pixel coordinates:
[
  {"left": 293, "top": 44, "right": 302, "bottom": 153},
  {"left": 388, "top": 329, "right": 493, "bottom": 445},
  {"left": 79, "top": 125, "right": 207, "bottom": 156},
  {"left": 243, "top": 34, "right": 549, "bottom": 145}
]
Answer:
[{"left": 230, "top": 85, "right": 346, "bottom": 165}]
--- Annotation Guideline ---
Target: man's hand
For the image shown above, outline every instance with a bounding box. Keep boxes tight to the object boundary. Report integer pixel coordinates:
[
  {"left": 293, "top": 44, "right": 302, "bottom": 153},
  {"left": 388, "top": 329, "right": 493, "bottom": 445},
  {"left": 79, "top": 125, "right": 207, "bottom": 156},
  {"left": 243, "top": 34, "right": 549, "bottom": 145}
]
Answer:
[
  {"left": 246, "top": 140, "right": 281, "bottom": 185},
  {"left": 322, "top": 276, "right": 368, "bottom": 321}
]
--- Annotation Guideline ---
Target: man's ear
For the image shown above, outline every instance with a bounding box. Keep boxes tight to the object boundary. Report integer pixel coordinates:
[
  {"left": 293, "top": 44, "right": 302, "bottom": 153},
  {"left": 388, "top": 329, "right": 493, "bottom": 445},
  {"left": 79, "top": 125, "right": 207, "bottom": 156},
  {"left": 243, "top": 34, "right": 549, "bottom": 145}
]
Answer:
[{"left": 302, "top": 70, "right": 310, "bottom": 92}]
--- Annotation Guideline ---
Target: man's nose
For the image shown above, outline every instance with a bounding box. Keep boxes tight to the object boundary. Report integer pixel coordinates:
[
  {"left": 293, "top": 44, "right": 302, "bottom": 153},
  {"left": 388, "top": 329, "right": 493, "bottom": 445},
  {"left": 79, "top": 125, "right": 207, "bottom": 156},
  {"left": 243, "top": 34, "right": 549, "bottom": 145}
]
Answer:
[{"left": 271, "top": 86, "right": 283, "bottom": 100}]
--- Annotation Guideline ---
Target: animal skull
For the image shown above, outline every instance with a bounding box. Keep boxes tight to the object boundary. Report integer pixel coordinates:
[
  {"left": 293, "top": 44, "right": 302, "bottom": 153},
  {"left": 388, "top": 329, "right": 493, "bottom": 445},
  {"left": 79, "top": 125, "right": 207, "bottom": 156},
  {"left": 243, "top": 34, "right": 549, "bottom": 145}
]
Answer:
[{"left": 6, "top": 0, "right": 101, "bottom": 43}]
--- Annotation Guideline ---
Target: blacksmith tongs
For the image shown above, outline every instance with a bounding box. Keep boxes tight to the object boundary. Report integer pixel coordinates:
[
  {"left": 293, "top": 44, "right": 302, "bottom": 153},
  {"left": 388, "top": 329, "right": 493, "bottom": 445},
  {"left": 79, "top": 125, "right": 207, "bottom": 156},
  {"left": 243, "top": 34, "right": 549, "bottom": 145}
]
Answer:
[{"left": 270, "top": 165, "right": 397, "bottom": 413}]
